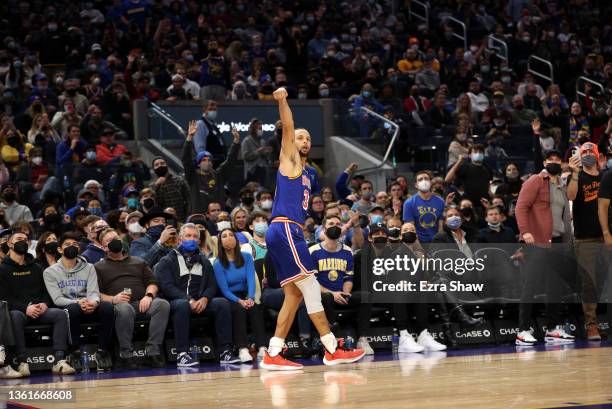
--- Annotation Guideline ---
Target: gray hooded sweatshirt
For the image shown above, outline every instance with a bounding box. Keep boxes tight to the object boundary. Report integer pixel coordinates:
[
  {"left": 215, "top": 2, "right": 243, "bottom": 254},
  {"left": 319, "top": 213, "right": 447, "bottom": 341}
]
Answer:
[{"left": 43, "top": 256, "right": 100, "bottom": 307}]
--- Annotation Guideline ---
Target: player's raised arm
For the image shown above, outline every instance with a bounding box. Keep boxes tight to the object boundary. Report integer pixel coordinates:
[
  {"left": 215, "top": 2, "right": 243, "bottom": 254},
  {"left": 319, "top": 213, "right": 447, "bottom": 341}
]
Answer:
[{"left": 273, "top": 87, "right": 295, "bottom": 157}]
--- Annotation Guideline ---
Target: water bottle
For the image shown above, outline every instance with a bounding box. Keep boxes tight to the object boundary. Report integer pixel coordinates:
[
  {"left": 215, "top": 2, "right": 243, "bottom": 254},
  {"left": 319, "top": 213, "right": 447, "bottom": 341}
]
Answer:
[
  {"left": 81, "top": 352, "right": 90, "bottom": 373},
  {"left": 63, "top": 176, "right": 69, "bottom": 191},
  {"left": 391, "top": 333, "right": 399, "bottom": 354},
  {"left": 190, "top": 342, "right": 199, "bottom": 362},
  {"left": 344, "top": 335, "right": 355, "bottom": 349}
]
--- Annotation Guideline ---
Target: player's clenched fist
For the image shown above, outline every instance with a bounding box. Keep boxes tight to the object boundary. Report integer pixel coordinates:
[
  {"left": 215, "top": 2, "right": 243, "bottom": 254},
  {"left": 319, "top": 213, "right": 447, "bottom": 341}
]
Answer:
[{"left": 273, "top": 87, "right": 288, "bottom": 101}]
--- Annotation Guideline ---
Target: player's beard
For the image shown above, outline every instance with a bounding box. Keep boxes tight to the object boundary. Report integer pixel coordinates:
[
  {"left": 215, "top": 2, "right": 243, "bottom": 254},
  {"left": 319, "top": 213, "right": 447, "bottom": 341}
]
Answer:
[{"left": 299, "top": 147, "right": 309, "bottom": 157}]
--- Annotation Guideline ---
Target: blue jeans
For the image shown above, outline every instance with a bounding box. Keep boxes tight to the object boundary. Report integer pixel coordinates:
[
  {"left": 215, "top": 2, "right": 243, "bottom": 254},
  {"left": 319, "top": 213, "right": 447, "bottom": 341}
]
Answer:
[
  {"left": 261, "top": 288, "right": 311, "bottom": 338},
  {"left": 170, "top": 297, "right": 232, "bottom": 354}
]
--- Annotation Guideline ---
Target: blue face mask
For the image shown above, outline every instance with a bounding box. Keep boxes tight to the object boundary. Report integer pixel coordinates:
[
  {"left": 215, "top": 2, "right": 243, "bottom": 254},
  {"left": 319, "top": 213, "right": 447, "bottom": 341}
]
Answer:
[
  {"left": 254, "top": 222, "right": 268, "bottom": 236},
  {"left": 446, "top": 215, "right": 462, "bottom": 230},
  {"left": 179, "top": 239, "right": 199, "bottom": 253},
  {"left": 471, "top": 152, "right": 484, "bottom": 162},
  {"left": 147, "top": 224, "right": 165, "bottom": 240},
  {"left": 127, "top": 198, "right": 138, "bottom": 208},
  {"left": 86, "top": 151, "right": 96, "bottom": 161},
  {"left": 371, "top": 215, "right": 383, "bottom": 224},
  {"left": 89, "top": 207, "right": 102, "bottom": 216},
  {"left": 362, "top": 91, "right": 371, "bottom": 98},
  {"left": 206, "top": 110, "right": 217, "bottom": 121},
  {"left": 608, "top": 159, "right": 612, "bottom": 169}
]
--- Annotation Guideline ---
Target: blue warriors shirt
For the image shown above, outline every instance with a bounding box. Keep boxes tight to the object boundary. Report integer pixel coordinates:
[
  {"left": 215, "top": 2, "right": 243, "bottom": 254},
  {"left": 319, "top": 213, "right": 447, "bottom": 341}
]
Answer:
[
  {"left": 271, "top": 170, "right": 312, "bottom": 225},
  {"left": 309, "top": 243, "right": 354, "bottom": 292},
  {"left": 402, "top": 194, "right": 445, "bottom": 243}
]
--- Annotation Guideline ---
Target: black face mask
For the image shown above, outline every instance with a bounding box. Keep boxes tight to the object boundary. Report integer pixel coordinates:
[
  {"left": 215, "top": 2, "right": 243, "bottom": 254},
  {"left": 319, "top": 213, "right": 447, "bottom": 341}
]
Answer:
[
  {"left": 402, "top": 232, "right": 417, "bottom": 244},
  {"left": 373, "top": 237, "right": 387, "bottom": 244},
  {"left": 461, "top": 207, "right": 474, "bottom": 219},
  {"left": 241, "top": 196, "right": 254, "bottom": 206},
  {"left": 12, "top": 240, "right": 29, "bottom": 255},
  {"left": 388, "top": 227, "right": 400, "bottom": 238},
  {"left": 44, "top": 213, "right": 61, "bottom": 226},
  {"left": 142, "top": 197, "right": 155, "bottom": 209},
  {"left": 63, "top": 245, "right": 79, "bottom": 259},
  {"left": 154, "top": 166, "right": 168, "bottom": 177},
  {"left": 325, "top": 226, "right": 341, "bottom": 240},
  {"left": 1, "top": 243, "right": 9, "bottom": 254},
  {"left": 108, "top": 239, "right": 123, "bottom": 253},
  {"left": 545, "top": 163, "right": 562, "bottom": 176},
  {"left": 44, "top": 242, "right": 59, "bottom": 255},
  {"left": 3, "top": 192, "right": 16, "bottom": 202}
]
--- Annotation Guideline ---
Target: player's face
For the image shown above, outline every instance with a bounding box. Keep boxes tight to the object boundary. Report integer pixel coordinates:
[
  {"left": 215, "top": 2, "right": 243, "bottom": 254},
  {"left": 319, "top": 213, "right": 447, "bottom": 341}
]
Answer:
[{"left": 295, "top": 130, "right": 311, "bottom": 157}]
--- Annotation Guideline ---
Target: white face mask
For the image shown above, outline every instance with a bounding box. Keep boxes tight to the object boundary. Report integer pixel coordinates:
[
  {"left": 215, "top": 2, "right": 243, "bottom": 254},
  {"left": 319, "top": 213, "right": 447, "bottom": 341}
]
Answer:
[
  {"left": 256, "top": 129, "right": 263, "bottom": 137},
  {"left": 217, "top": 221, "right": 232, "bottom": 231},
  {"left": 260, "top": 199, "right": 273, "bottom": 210},
  {"left": 32, "top": 156, "right": 43, "bottom": 166},
  {"left": 416, "top": 179, "right": 431, "bottom": 192},
  {"left": 128, "top": 222, "right": 144, "bottom": 234}
]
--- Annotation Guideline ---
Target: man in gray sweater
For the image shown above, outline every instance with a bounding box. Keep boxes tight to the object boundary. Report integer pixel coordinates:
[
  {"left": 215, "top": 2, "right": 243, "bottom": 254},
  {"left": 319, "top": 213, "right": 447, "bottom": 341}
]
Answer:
[{"left": 43, "top": 232, "right": 114, "bottom": 371}]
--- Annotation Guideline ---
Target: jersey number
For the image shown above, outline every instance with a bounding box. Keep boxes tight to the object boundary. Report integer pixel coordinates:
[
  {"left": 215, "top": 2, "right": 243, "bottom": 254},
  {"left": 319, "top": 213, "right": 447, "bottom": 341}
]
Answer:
[{"left": 302, "top": 189, "right": 309, "bottom": 211}]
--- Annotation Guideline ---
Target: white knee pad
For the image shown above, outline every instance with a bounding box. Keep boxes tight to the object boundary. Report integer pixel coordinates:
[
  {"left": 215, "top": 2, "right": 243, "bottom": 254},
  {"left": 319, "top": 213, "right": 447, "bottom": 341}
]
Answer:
[{"left": 295, "top": 275, "right": 324, "bottom": 314}]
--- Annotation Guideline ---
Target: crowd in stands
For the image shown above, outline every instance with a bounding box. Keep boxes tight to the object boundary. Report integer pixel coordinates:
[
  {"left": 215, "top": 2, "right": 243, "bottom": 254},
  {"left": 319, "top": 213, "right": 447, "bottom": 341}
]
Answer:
[{"left": 1, "top": 0, "right": 612, "bottom": 377}]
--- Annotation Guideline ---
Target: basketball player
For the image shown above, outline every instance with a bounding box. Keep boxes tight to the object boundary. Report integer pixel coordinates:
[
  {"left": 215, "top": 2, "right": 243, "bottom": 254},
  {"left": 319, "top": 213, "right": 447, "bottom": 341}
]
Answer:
[{"left": 260, "top": 87, "right": 365, "bottom": 370}]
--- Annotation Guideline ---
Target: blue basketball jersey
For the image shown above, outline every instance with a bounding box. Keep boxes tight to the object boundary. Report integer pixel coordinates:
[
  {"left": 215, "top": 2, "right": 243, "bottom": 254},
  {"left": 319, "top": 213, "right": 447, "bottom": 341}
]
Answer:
[{"left": 271, "top": 169, "right": 311, "bottom": 224}]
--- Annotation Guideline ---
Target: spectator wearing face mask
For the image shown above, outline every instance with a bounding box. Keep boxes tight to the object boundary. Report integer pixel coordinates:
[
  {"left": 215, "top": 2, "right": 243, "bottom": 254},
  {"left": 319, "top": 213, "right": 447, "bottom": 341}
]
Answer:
[
  {"left": 566, "top": 142, "right": 604, "bottom": 341},
  {"left": 402, "top": 171, "right": 445, "bottom": 243},
  {"left": 433, "top": 206, "right": 477, "bottom": 256},
  {"left": 445, "top": 145, "right": 492, "bottom": 211},
  {"left": 478, "top": 205, "right": 517, "bottom": 243},
  {"left": 352, "top": 83, "right": 383, "bottom": 138},
  {"left": 514, "top": 149, "right": 574, "bottom": 346},
  {"left": 310, "top": 215, "right": 374, "bottom": 355},
  {"left": 497, "top": 162, "right": 523, "bottom": 202},
  {"left": 58, "top": 79, "right": 89, "bottom": 116},
  {"left": 447, "top": 129, "right": 470, "bottom": 169},
  {"left": 1, "top": 130, "right": 32, "bottom": 171},
  {"left": 0, "top": 184, "right": 33, "bottom": 225},
  {"left": 192, "top": 100, "right": 227, "bottom": 163},
  {"left": 351, "top": 180, "right": 375, "bottom": 215},
  {"left": 150, "top": 157, "right": 190, "bottom": 223},
  {"left": 230, "top": 80, "right": 253, "bottom": 100},
  {"left": 184, "top": 121, "right": 241, "bottom": 214},
  {"left": 74, "top": 147, "right": 107, "bottom": 188},
  {"left": 43, "top": 232, "right": 115, "bottom": 372},
  {"left": 0, "top": 231, "right": 76, "bottom": 377},
  {"left": 130, "top": 207, "right": 177, "bottom": 267},
  {"left": 95, "top": 228, "right": 170, "bottom": 369}
]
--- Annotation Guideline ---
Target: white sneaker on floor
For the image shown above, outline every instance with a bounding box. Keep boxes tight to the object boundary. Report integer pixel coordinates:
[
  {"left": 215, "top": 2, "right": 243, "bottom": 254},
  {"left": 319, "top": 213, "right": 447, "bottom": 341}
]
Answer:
[
  {"left": 18, "top": 362, "right": 30, "bottom": 377},
  {"left": 239, "top": 348, "right": 253, "bottom": 363},
  {"left": 0, "top": 365, "right": 23, "bottom": 379},
  {"left": 356, "top": 337, "right": 374, "bottom": 355},
  {"left": 0, "top": 345, "right": 5, "bottom": 366},
  {"left": 52, "top": 359, "right": 76, "bottom": 375},
  {"left": 398, "top": 333, "right": 425, "bottom": 353},
  {"left": 417, "top": 330, "right": 447, "bottom": 351},
  {"left": 257, "top": 347, "right": 267, "bottom": 359},
  {"left": 516, "top": 330, "right": 537, "bottom": 346},
  {"left": 545, "top": 326, "right": 575, "bottom": 344}
]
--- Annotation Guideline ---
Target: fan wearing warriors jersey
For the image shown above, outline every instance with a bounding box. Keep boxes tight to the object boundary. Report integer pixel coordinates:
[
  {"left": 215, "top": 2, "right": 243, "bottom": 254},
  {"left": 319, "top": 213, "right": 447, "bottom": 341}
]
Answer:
[{"left": 260, "top": 87, "right": 365, "bottom": 370}]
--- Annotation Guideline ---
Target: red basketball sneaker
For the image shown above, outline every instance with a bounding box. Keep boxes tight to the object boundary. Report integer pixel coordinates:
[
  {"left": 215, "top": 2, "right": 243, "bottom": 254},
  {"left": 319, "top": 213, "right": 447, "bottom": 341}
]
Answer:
[
  {"left": 260, "top": 351, "right": 303, "bottom": 371},
  {"left": 323, "top": 339, "right": 366, "bottom": 366}
]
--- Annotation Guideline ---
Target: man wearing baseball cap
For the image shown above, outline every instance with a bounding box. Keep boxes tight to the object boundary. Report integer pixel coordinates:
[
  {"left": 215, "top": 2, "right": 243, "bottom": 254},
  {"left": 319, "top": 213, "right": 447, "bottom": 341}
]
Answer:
[
  {"left": 567, "top": 142, "right": 604, "bottom": 340},
  {"left": 182, "top": 119, "right": 241, "bottom": 213}
]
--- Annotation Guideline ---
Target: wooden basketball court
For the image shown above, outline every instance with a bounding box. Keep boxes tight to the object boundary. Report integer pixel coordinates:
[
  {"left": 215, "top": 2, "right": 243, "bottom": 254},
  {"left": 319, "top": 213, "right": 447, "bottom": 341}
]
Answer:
[{"left": 1, "top": 343, "right": 611, "bottom": 409}]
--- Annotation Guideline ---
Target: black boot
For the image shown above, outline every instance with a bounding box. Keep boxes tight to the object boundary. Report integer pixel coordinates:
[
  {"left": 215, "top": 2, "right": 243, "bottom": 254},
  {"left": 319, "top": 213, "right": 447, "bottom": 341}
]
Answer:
[
  {"left": 450, "top": 304, "right": 484, "bottom": 326},
  {"left": 438, "top": 302, "right": 459, "bottom": 350}
]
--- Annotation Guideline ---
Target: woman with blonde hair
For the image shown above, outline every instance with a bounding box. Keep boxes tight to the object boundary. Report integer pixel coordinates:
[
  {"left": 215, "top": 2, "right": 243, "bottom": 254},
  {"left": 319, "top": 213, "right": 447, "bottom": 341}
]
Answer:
[{"left": 230, "top": 207, "right": 253, "bottom": 244}]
